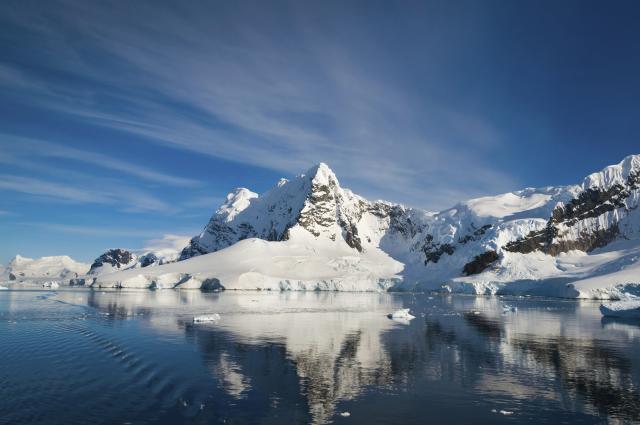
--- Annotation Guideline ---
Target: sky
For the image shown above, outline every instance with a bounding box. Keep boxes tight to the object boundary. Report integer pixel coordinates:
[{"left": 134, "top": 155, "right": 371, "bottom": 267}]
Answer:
[{"left": 1, "top": 0, "right": 640, "bottom": 262}]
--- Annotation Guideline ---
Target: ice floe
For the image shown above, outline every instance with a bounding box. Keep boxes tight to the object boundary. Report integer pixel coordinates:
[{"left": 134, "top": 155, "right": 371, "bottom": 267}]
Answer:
[
  {"left": 387, "top": 308, "right": 415, "bottom": 320},
  {"left": 193, "top": 314, "right": 221, "bottom": 323},
  {"left": 599, "top": 299, "right": 640, "bottom": 318}
]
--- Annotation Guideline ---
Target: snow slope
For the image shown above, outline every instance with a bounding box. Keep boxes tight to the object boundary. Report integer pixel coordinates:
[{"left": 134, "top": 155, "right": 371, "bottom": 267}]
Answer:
[{"left": 93, "top": 233, "right": 402, "bottom": 291}]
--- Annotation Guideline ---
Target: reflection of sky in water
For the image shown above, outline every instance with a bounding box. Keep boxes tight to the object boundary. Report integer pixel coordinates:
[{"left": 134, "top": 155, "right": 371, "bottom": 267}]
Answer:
[{"left": 1, "top": 290, "right": 640, "bottom": 424}]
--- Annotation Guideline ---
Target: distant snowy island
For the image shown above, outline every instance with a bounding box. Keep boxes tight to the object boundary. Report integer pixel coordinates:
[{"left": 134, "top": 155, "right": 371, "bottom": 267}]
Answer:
[{"left": 3, "top": 155, "right": 640, "bottom": 299}]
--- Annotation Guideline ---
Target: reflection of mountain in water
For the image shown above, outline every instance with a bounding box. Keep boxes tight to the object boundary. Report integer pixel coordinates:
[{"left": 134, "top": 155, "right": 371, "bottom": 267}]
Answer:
[
  {"left": 189, "top": 294, "right": 400, "bottom": 424},
  {"left": 384, "top": 296, "right": 640, "bottom": 423},
  {"left": 80, "top": 291, "right": 640, "bottom": 424},
  {"left": 85, "top": 290, "right": 403, "bottom": 424}
]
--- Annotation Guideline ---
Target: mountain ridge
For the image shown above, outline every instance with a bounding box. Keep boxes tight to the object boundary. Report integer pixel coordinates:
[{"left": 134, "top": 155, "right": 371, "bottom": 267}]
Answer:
[{"left": 4, "top": 154, "right": 640, "bottom": 298}]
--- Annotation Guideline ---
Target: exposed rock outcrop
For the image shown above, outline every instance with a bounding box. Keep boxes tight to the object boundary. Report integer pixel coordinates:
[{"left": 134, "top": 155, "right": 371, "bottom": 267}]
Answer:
[
  {"left": 89, "top": 249, "right": 136, "bottom": 274},
  {"left": 504, "top": 167, "right": 639, "bottom": 256},
  {"left": 462, "top": 251, "right": 499, "bottom": 276}
]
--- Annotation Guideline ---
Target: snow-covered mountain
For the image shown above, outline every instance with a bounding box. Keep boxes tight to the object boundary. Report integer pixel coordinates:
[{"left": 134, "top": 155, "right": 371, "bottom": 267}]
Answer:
[
  {"left": 179, "top": 164, "right": 371, "bottom": 259},
  {"left": 4, "top": 255, "right": 90, "bottom": 283},
  {"left": 92, "top": 155, "right": 640, "bottom": 298}
]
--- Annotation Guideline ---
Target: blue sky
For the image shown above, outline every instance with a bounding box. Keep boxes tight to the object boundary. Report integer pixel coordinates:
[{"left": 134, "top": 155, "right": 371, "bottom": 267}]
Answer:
[{"left": 1, "top": 0, "right": 640, "bottom": 262}]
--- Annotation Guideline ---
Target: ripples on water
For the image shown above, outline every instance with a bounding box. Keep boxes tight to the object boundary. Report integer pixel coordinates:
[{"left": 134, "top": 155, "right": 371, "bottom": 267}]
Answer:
[{"left": 1, "top": 290, "right": 640, "bottom": 424}]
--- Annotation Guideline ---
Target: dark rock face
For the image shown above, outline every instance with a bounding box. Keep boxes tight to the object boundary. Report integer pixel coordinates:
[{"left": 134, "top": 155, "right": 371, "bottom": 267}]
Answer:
[
  {"left": 9, "top": 273, "right": 16, "bottom": 281},
  {"left": 298, "top": 182, "right": 335, "bottom": 236},
  {"left": 552, "top": 187, "right": 623, "bottom": 225},
  {"left": 298, "top": 175, "right": 367, "bottom": 252},
  {"left": 419, "top": 223, "right": 494, "bottom": 265},
  {"left": 69, "top": 278, "right": 86, "bottom": 286},
  {"left": 382, "top": 205, "right": 424, "bottom": 239},
  {"left": 459, "top": 224, "right": 492, "bottom": 244},
  {"left": 339, "top": 218, "right": 363, "bottom": 252},
  {"left": 201, "top": 278, "right": 224, "bottom": 291},
  {"left": 504, "top": 172, "right": 639, "bottom": 256},
  {"left": 90, "top": 249, "right": 135, "bottom": 273},
  {"left": 503, "top": 222, "right": 558, "bottom": 255},
  {"left": 179, "top": 241, "right": 209, "bottom": 260},
  {"left": 504, "top": 222, "right": 620, "bottom": 256},
  {"left": 463, "top": 250, "right": 499, "bottom": 275},
  {"left": 139, "top": 253, "right": 158, "bottom": 268},
  {"left": 422, "top": 235, "right": 456, "bottom": 265}
]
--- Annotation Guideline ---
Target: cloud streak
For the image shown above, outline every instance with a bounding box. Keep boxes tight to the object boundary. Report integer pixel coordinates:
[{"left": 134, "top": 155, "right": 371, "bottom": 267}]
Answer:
[
  {"left": 2, "top": 135, "right": 201, "bottom": 188},
  {"left": 0, "top": 173, "right": 174, "bottom": 213},
  {"left": 15, "top": 222, "right": 172, "bottom": 238},
  {"left": 0, "top": 0, "right": 521, "bottom": 210}
]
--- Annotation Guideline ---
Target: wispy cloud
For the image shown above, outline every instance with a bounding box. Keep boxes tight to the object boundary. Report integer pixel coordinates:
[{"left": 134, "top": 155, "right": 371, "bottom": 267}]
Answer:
[
  {"left": 0, "top": 0, "right": 520, "bottom": 210},
  {"left": 0, "top": 174, "right": 174, "bottom": 213},
  {"left": 0, "top": 174, "right": 112, "bottom": 204},
  {"left": 16, "top": 222, "right": 196, "bottom": 239},
  {"left": 183, "top": 195, "right": 225, "bottom": 209},
  {"left": 2, "top": 135, "right": 201, "bottom": 188},
  {"left": 141, "top": 234, "right": 192, "bottom": 256}
]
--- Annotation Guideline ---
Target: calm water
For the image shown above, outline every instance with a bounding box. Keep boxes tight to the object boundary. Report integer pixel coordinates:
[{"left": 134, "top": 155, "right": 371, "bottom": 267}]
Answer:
[{"left": 1, "top": 290, "right": 640, "bottom": 425}]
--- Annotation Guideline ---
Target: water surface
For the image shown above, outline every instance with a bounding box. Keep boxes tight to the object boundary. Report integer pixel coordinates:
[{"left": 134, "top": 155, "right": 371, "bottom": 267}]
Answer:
[{"left": 1, "top": 289, "right": 640, "bottom": 424}]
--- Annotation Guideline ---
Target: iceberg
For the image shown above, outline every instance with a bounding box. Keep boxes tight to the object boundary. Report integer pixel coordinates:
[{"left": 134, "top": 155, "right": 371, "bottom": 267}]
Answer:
[
  {"left": 599, "top": 300, "right": 640, "bottom": 318},
  {"left": 387, "top": 308, "right": 415, "bottom": 320},
  {"left": 193, "top": 314, "right": 221, "bottom": 323}
]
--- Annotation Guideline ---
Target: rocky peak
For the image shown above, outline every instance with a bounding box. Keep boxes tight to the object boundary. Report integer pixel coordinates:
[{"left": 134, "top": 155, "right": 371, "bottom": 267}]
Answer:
[
  {"left": 306, "top": 162, "right": 338, "bottom": 186},
  {"left": 180, "top": 162, "right": 373, "bottom": 259},
  {"left": 89, "top": 248, "right": 136, "bottom": 274},
  {"left": 296, "top": 163, "right": 370, "bottom": 251},
  {"left": 582, "top": 154, "right": 640, "bottom": 190}
]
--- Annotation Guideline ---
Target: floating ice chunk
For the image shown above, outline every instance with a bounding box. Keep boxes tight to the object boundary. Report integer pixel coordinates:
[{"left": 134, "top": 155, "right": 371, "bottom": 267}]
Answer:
[
  {"left": 502, "top": 305, "right": 517, "bottom": 313},
  {"left": 339, "top": 412, "right": 351, "bottom": 417},
  {"left": 0, "top": 285, "right": 8, "bottom": 290},
  {"left": 387, "top": 308, "right": 415, "bottom": 320},
  {"left": 193, "top": 314, "right": 221, "bottom": 323},
  {"left": 499, "top": 410, "right": 514, "bottom": 416},
  {"left": 42, "top": 281, "right": 59, "bottom": 289},
  {"left": 600, "top": 299, "right": 640, "bottom": 318}
]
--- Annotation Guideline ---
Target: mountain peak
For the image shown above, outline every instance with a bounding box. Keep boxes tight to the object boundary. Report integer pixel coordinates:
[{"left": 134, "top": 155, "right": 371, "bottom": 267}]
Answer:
[
  {"left": 582, "top": 153, "right": 640, "bottom": 190},
  {"left": 306, "top": 162, "right": 338, "bottom": 186}
]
